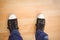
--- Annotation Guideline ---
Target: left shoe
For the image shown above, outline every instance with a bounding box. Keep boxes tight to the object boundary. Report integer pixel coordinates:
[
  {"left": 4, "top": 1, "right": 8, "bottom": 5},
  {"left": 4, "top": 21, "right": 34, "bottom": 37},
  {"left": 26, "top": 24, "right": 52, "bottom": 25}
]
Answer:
[{"left": 7, "top": 14, "right": 19, "bottom": 33}]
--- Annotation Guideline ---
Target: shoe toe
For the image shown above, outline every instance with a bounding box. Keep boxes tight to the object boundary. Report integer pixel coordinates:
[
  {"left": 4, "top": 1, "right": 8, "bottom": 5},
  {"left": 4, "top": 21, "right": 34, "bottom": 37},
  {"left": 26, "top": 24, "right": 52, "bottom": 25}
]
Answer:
[
  {"left": 8, "top": 14, "right": 17, "bottom": 19},
  {"left": 37, "top": 13, "right": 45, "bottom": 19}
]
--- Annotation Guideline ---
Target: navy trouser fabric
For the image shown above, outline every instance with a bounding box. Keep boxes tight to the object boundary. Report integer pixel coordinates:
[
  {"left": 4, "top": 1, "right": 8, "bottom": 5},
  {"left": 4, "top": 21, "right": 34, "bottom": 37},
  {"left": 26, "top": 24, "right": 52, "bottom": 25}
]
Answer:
[
  {"left": 9, "top": 29, "right": 48, "bottom": 40},
  {"left": 8, "top": 29, "right": 23, "bottom": 40},
  {"left": 36, "top": 29, "right": 48, "bottom": 40}
]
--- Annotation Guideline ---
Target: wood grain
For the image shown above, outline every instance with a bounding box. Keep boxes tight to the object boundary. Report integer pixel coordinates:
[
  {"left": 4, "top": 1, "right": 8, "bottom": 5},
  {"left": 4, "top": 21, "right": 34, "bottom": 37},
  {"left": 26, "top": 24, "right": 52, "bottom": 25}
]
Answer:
[{"left": 0, "top": 0, "right": 60, "bottom": 40}]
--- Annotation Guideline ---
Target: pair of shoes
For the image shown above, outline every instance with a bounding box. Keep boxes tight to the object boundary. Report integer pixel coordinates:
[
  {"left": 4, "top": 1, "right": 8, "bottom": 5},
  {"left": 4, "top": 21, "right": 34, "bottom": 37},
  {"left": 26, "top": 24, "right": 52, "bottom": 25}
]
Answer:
[{"left": 7, "top": 13, "right": 45, "bottom": 33}]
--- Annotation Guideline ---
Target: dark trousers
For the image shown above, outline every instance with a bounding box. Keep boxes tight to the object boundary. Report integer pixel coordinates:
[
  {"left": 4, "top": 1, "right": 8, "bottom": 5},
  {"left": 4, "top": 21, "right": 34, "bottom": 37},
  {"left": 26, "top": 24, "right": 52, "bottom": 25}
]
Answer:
[
  {"left": 8, "top": 30, "right": 23, "bottom": 40},
  {"left": 8, "top": 29, "right": 48, "bottom": 40}
]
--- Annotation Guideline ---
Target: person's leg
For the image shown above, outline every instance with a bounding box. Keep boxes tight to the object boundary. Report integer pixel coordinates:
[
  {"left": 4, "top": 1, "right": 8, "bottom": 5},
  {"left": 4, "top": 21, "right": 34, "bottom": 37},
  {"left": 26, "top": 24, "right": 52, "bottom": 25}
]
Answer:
[
  {"left": 36, "top": 13, "right": 48, "bottom": 40},
  {"left": 7, "top": 14, "right": 23, "bottom": 40},
  {"left": 36, "top": 29, "right": 48, "bottom": 40},
  {"left": 8, "top": 29, "right": 23, "bottom": 40}
]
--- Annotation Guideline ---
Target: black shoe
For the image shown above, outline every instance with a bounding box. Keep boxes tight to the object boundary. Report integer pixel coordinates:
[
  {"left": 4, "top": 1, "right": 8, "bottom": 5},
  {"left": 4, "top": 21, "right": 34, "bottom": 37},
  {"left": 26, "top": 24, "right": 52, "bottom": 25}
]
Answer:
[
  {"left": 7, "top": 14, "right": 19, "bottom": 33},
  {"left": 36, "top": 13, "right": 45, "bottom": 31}
]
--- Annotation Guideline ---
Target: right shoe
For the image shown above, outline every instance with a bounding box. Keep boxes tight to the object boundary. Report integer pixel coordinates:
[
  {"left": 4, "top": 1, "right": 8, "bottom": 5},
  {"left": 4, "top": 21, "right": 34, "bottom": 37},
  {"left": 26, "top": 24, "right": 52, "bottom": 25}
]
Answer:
[
  {"left": 7, "top": 14, "right": 19, "bottom": 33},
  {"left": 36, "top": 13, "right": 45, "bottom": 31}
]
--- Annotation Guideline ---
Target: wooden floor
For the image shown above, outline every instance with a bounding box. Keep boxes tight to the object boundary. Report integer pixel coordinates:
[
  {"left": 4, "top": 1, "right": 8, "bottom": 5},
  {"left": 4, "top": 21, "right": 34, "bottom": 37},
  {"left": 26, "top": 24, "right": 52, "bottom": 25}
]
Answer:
[{"left": 0, "top": 0, "right": 60, "bottom": 40}]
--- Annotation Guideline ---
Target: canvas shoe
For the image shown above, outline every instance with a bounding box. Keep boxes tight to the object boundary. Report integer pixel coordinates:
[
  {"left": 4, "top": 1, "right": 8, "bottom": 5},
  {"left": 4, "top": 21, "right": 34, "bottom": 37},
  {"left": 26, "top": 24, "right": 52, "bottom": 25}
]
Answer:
[{"left": 7, "top": 14, "right": 19, "bottom": 33}]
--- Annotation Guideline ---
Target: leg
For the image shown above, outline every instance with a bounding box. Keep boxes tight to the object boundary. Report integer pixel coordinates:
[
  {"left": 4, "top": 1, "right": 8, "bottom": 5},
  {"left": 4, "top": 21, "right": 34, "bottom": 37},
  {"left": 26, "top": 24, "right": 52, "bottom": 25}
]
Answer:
[
  {"left": 8, "top": 30, "right": 23, "bottom": 40},
  {"left": 7, "top": 14, "right": 23, "bottom": 40},
  {"left": 36, "top": 13, "right": 48, "bottom": 40},
  {"left": 35, "top": 29, "right": 48, "bottom": 40}
]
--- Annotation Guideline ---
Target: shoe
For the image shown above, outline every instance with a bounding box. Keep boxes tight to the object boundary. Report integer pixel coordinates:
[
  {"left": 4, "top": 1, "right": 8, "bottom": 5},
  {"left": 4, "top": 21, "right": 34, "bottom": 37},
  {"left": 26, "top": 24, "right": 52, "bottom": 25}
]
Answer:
[
  {"left": 7, "top": 14, "right": 19, "bottom": 33},
  {"left": 36, "top": 13, "right": 45, "bottom": 31}
]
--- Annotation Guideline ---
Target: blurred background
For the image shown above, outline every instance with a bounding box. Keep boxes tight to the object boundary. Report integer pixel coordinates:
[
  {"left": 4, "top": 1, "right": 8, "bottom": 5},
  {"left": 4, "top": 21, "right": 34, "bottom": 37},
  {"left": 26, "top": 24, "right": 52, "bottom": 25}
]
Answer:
[{"left": 0, "top": 0, "right": 60, "bottom": 40}]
